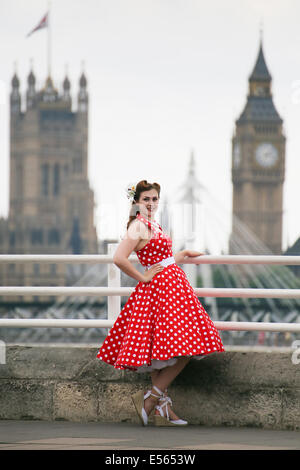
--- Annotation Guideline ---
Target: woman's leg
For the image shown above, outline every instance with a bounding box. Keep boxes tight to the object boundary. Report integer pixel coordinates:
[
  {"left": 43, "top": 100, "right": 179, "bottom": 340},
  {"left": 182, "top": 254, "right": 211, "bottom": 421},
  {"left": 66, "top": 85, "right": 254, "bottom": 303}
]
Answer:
[
  {"left": 144, "top": 357, "right": 190, "bottom": 417},
  {"left": 150, "top": 370, "right": 160, "bottom": 387},
  {"left": 152, "top": 357, "right": 190, "bottom": 391}
]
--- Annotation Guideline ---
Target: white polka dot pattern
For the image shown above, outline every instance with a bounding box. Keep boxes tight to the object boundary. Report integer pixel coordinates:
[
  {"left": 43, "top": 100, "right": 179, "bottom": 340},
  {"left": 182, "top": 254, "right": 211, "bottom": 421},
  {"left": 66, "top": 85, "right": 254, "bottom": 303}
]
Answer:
[{"left": 97, "top": 213, "right": 225, "bottom": 372}]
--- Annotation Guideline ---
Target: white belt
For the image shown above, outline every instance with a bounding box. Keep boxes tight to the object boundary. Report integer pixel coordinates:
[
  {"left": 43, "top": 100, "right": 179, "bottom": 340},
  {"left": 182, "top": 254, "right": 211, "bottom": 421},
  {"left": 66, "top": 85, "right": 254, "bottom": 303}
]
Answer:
[{"left": 147, "top": 256, "right": 175, "bottom": 268}]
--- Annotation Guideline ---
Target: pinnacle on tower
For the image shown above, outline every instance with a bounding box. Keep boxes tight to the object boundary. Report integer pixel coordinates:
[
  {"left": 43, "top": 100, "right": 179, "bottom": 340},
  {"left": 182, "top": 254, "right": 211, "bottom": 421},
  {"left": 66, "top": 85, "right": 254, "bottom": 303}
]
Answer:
[{"left": 249, "top": 39, "right": 272, "bottom": 82}]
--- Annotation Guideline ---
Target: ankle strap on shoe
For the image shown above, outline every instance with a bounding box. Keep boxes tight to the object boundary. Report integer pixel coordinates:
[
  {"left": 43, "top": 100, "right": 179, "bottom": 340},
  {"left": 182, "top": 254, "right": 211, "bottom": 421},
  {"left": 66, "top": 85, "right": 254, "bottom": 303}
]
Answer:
[
  {"left": 153, "top": 385, "right": 164, "bottom": 396},
  {"left": 159, "top": 396, "right": 172, "bottom": 406},
  {"left": 144, "top": 385, "right": 164, "bottom": 400},
  {"left": 155, "top": 396, "right": 172, "bottom": 420}
]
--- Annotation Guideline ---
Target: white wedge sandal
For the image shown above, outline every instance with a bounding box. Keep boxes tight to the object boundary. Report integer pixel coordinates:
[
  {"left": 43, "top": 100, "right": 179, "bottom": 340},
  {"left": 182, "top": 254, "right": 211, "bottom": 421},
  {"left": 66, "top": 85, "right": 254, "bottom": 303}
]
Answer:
[
  {"left": 131, "top": 385, "right": 164, "bottom": 426},
  {"left": 154, "top": 393, "right": 188, "bottom": 427}
]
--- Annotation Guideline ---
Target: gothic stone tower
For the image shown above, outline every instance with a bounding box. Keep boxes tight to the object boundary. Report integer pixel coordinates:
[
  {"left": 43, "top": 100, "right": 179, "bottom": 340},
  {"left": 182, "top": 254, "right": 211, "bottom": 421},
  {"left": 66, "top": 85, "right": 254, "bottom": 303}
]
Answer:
[
  {"left": 229, "top": 40, "right": 285, "bottom": 255},
  {"left": 0, "top": 69, "right": 98, "bottom": 303}
]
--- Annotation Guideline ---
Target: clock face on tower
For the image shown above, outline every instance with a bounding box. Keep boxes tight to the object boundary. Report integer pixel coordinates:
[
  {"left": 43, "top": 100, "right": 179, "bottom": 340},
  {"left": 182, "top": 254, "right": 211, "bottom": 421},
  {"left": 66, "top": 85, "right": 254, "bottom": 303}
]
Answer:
[{"left": 255, "top": 143, "right": 278, "bottom": 168}]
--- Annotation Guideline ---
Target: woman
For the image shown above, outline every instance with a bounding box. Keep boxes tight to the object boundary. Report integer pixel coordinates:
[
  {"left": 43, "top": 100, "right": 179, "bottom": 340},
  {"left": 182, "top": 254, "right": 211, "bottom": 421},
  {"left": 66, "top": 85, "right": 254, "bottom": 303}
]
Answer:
[{"left": 97, "top": 180, "right": 225, "bottom": 426}]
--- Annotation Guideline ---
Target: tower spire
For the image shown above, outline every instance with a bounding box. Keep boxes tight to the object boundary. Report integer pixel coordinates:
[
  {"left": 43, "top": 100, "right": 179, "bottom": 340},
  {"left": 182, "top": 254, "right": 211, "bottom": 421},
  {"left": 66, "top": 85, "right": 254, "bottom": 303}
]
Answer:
[
  {"left": 249, "top": 37, "right": 271, "bottom": 82},
  {"left": 259, "top": 18, "right": 264, "bottom": 44},
  {"left": 47, "top": 0, "right": 52, "bottom": 78}
]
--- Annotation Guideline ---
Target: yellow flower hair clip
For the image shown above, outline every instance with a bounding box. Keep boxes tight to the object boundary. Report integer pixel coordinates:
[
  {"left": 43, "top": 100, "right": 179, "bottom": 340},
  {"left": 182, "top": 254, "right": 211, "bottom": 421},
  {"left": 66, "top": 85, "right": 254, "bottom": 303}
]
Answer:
[{"left": 126, "top": 184, "right": 136, "bottom": 202}]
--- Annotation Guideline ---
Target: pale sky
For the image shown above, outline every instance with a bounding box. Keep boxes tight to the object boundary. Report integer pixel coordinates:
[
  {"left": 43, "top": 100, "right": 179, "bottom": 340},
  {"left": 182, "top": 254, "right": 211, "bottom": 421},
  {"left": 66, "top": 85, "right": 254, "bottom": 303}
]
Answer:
[{"left": 1, "top": 0, "right": 300, "bottom": 254}]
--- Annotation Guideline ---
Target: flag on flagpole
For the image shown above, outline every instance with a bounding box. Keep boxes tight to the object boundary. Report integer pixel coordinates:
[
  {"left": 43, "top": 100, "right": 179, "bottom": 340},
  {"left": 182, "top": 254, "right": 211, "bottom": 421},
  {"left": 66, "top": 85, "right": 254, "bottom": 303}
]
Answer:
[{"left": 26, "top": 11, "right": 49, "bottom": 38}]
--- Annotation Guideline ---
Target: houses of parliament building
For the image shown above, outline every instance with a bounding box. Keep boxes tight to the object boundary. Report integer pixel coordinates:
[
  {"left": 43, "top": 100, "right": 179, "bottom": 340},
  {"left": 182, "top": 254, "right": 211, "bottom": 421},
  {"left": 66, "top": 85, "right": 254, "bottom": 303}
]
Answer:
[{"left": 0, "top": 69, "right": 99, "bottom": 303}]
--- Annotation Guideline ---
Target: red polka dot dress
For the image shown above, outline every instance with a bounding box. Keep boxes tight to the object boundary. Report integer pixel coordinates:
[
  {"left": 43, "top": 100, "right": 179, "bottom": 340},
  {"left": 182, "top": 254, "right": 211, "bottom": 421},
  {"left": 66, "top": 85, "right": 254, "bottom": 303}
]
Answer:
[{"left": 97, "top": 213, "right": 225, "bottom": 372}]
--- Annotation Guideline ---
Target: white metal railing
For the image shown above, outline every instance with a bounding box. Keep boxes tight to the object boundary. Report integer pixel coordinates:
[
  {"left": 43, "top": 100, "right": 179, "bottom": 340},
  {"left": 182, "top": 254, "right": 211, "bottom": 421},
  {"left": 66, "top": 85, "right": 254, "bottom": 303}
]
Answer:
[
  {"left": 0, "top": 318, "right": 299, "bottom": 332},
  {"left": 1, "top": 286, "right": 300, "bottom": 299},
  {"left": 0, "top": 249, "right": 300, "bottom": 333},
  {"left": 0, "top": 254, "right": 300, "bottom": 264}
]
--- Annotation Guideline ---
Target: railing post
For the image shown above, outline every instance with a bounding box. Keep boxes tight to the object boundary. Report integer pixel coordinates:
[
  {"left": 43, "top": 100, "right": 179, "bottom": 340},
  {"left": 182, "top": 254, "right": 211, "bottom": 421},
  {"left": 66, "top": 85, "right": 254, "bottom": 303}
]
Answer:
[{"left": 107, "top": 243, "right": 120, "bottom": 325}]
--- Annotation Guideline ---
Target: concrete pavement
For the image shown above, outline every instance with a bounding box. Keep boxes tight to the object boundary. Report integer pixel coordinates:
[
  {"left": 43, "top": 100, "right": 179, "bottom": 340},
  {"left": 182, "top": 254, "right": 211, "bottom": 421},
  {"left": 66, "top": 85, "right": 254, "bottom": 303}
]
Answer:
[{"left": 0, "top": 420, "right": 299, "bottom": 450}]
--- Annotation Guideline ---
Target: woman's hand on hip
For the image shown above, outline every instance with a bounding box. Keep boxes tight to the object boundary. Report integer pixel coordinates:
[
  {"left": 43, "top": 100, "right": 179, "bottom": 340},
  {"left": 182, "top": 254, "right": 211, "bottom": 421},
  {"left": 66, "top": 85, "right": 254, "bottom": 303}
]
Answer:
[{"left": 142, "top": 263, "right": 165, "bottom": 283}]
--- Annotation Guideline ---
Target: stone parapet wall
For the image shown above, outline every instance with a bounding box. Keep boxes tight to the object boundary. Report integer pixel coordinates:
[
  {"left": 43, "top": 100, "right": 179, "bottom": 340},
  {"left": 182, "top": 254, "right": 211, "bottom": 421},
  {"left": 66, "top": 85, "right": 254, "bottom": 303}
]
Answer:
[{"left": 0, "top": 346, "right": 299, "bottom": 431}]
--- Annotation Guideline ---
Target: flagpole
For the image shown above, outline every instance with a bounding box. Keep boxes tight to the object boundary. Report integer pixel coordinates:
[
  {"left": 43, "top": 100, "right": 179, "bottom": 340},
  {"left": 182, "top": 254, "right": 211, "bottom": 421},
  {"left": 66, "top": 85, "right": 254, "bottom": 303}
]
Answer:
[{"left": 48, "top": 0, "right": 51, "bottom": 78}]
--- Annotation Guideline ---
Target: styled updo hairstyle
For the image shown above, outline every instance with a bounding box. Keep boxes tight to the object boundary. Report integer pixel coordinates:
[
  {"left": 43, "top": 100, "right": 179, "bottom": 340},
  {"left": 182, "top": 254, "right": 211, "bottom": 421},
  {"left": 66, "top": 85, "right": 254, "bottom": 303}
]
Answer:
[{"left": 126, "top": 180, "right": 160, "bottom": 230}]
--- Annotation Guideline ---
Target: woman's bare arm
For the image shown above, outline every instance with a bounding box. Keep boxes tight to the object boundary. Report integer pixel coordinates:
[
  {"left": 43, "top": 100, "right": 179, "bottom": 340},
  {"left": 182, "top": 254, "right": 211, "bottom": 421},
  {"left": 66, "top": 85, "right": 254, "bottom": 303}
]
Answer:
[
  {"left": 174, "top": 250, "right": 204, "bottom": 264},
  {"left": 113, "top": 220, "right": 148, "bottom": 282}
]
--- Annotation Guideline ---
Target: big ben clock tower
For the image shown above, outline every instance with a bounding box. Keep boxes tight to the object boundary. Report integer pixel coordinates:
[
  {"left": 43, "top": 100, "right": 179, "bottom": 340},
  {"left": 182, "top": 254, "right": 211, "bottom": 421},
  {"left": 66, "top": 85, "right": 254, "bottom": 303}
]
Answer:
[{"left": 230, "top": 39, "right": 285, "bottom": 255}]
